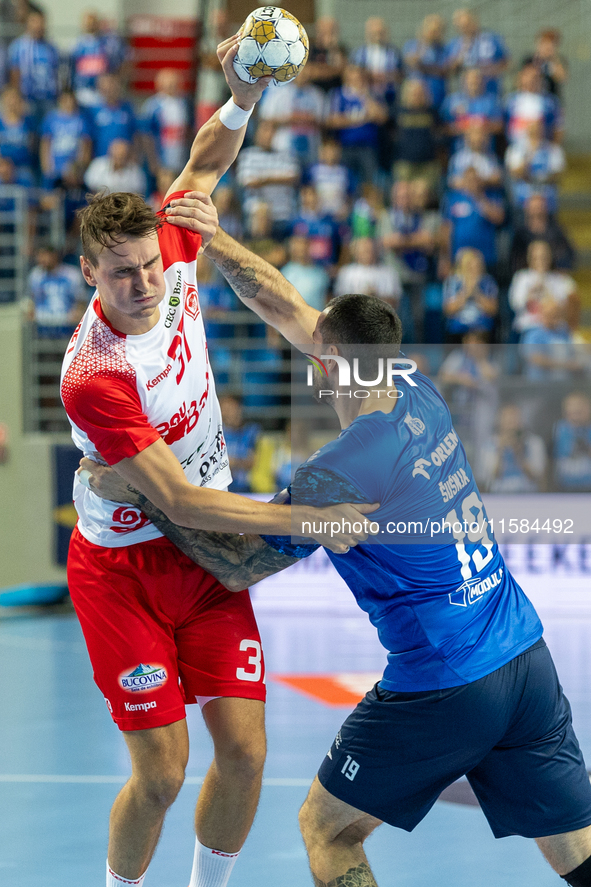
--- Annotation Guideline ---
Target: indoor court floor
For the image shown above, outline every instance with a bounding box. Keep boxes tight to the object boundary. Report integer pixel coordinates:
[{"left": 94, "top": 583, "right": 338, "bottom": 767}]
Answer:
[{"left": 1, "top": 561, "right": 591, "bottom": 887}]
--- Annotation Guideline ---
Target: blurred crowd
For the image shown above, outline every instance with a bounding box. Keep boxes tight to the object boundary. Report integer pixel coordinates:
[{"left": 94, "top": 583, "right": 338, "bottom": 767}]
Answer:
[{"left": 1, "top": 4, "right": 589, "bottom": 493}]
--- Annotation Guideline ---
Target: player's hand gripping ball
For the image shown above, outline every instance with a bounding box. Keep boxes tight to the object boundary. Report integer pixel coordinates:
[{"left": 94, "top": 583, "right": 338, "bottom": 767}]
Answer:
[{"left": 233, "top": 6, "right": 309, "bottom": 86}]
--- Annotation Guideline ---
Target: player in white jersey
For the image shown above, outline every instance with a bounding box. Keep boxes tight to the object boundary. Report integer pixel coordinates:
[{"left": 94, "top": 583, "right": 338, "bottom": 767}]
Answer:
[{"left": 60, "top": 36, "right": 375, "bottom": 887}]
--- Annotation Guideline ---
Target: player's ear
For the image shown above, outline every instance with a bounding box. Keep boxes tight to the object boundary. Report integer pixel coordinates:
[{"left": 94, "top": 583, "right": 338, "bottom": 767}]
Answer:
[{"left": 80, "top": 255, "right": 97, "bottom": 287}]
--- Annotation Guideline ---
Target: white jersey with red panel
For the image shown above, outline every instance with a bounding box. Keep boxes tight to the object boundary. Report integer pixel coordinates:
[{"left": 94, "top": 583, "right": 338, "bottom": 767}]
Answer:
[{"left": 60, "top": 202, "right": 231, "bottom": 548}]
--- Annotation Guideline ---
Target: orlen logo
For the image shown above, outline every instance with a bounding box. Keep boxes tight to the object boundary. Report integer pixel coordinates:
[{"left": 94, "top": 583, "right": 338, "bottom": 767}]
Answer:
[
  {"left": 119, "top": 664, "right": 168, "bottom": 693},
  {"left": 184, "top": 281, "right": 199, "bottom": 319}
]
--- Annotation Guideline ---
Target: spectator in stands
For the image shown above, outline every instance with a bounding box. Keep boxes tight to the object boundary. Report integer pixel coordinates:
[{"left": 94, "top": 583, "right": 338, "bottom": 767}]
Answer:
[
  {"left": 236, "top": 120, "right": 300, "bottom": 241},
  {"left": 25, "top": 244, "right": 87, "bottom": 336},
  {"left": 438, "top": 329, "right": 499, "bottom": 464},
  {"left": 0, "top": 85, "right": 35, "bottom": 184},
  {"left": 510, "top": 192, "right": 575, "bottom": 272},
  {"left": 84, "top": 137, "right": 146, "bottom": 195},
  {"left": 281, "top": 234, "right": 330, "bottom": 311},
  {"left": 523, "top": 29, "right": 568, "bottom": 99},
  {"left": 305, "top": 137, "right": 354, "bottom": 221},
  {"left": 211, "top": 184, "right": 243, "bottom": 241},
  {"left": 379, "top": 178, "right": 437, "bottom": 285},
  {"left": 446, "top": 9, "right": 509, "bottom": 96},
  {"left": 244, "top": 201, "right": 287, "bottom": 269},
  {"left": 484, "top": 403, "right": 547, "bottom": 493},
  {"left": 88, "top": 73, "right": 138, "bottom": 158},
  {"left": 441, "top": 166, "right": 505, "bottom": 271},
  {"left": 553, "top": 392, "right": 591, "bottom": 491},
  {"left": 8, "top": 11, "right": 59, "bottom": 123},
  {"left": 140, "top": 68, "right": 190, "bottom": 176},
  {"left": 326, "top": 63, "right": 387, "bottom": 186},
  {"left": 350, "top": 182, "right": 383, "bottom": 238},
  {"left": 306, "top": 16, "right": 348, "bottom": 93},
  {"left": 70, "top": 10, "right": 125, "bottom": 108},
  {"left": 442, "top": 247, "right": 498, "bottom": 342},
  {"left": 350, "top": 17, "right": 402, "bottom": 104},
  {"left": 40, "top": 90, "right": 91, "bottom": 189},
  {"left": 448, "top": 119, "right": 502, "bottom": 190},
  {"left": 334, "top": 236, "right": 401, "bottom": 305},
  {"left": 403, "top": 14, "right": 448, "bottom": 109},
  {"left": 505, "top": 63, "right": 563, "bottom": 145},
  {"left": 521, "top": 297, "right": 581, "bottom": 381},
  {"left": 220, "top": 394, "right": 260, "bottom": 493},
  {"left": 290, "top": 183, "right": 341, "bottom": 267},
  {"left": 393, "top": 77, "right": 440, "bottom": 191},
  {"left": 509, "top": 239, "right": 579, "bottom": 335},
  {"left": 440, "top": 67, "right": 503, "bottom": 149},
  {"left": 258, "top": 65, "right": 325, "bottom": 166},
  {"left": 505, "top": 118, "right": 566, "bottom": 213}
]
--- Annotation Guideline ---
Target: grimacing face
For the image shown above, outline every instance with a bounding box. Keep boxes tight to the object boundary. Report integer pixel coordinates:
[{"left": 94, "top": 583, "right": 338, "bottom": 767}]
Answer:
[{"left": 80, "top": 232, "right": 166, "bottom": 335}]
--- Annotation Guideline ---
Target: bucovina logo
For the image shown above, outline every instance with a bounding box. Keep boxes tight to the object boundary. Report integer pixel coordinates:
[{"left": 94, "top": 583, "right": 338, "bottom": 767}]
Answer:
[
  {"left": 119, "top": 663, "right": 168, "bottom": 693},
  {"left": 305, "top": 353, "right": 418, "bottom": 398}
]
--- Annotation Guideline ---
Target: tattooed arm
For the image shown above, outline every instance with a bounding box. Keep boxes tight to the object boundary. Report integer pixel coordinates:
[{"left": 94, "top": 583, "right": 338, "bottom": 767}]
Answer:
[
  {"left": 78, "top": 459, "right": 310, "bottom": 591},
  {"left": 203, "top": 226, "right": 320, "bottom": 348}
]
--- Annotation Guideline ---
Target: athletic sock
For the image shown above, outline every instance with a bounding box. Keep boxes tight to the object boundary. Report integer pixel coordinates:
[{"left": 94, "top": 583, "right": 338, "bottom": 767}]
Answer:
[
  {"left": 189, "top": 839, "right": 240, "bottom": 887},
  {"left": 106, "top": 860, "right": 147, "bottom": 887}
]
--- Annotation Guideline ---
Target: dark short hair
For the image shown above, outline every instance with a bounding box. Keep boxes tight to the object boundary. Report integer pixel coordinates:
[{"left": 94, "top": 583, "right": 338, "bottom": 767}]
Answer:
[
  {"left": 78, "top": 191, "right": 162, "bottom": 266},
  {"left": 320, "top": 293, "right": 403, "bottom": 347},
  {"left": 320, "top": 294, "right": 403, "bottom": 376}
]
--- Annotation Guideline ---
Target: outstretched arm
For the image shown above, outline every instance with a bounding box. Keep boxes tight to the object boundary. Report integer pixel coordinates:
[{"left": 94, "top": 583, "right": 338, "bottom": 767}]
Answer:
[
  {"left": 166, "top": 36, "right": 272, "bottom": 198},
  {"left": 163, "top": 218, "right": 320, "bottom": 348}
]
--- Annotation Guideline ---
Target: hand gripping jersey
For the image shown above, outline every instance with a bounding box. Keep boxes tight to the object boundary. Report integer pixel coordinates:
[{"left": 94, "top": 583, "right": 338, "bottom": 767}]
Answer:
[
  {"left": 264, "top": 370, "right": 542, "bottom": 691},
  {"left": 60, "top": 194, "right": 231, "bottom": 547}
]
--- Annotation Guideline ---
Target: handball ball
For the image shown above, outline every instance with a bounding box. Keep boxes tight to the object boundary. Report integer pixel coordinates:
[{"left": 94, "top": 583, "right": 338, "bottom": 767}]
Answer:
[{"left": 233, "top": 6, "right": 309, "bottom": 86}]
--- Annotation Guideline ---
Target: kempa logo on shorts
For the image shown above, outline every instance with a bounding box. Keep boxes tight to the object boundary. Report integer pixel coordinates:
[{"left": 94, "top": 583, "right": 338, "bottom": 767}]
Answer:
[
  {"left": 449, "top": 568, "right": 504, "bottom": 607},
  {"left": 125, "top": 700, "right": 157, "bottom": 712},
  {"left": 119, "top": 664, "right": 168, "bottom": 693}
]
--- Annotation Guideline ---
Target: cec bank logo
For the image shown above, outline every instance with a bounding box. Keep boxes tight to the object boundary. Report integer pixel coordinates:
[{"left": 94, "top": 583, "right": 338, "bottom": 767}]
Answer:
[
  {"left": 119, "top": 663, "right": 168, "bottom": 693},
  {"left": 305, "top": 354, "right": 418, "bottom": 399}
]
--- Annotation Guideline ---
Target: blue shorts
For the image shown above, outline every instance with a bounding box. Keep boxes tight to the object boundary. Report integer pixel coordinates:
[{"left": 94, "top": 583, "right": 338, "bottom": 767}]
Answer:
[{"left": 318, "top": 639, "right": 591, "bottom": 838}]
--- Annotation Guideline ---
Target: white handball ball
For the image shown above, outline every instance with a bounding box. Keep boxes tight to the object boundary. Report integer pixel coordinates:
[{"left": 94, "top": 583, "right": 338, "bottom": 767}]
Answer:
[{"left": 233, "top": 6, "right": 309, "bottom": 86}]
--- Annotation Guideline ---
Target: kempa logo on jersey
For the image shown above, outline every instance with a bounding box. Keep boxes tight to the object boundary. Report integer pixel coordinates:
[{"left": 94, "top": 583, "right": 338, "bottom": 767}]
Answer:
[
  {"left": 119, "top": 664, "right": 168, "bottom": 693},
  {"left": 449, "top": 568, "right": 504, "bottom": 607},
  {"left": 146, "top": 362, "right": 173, "bottom": 389},
  {"left": 125, "top": 700, "right": 157, "bottom": 712},
  {"left": 305, "top": 355, "right": 418, "bottom": 399}
]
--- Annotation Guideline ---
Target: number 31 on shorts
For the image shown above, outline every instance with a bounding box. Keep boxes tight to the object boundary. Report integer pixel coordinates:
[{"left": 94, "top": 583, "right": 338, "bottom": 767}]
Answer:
[{"left": 236, "top": 639, "right": 265, "bottom": 683}]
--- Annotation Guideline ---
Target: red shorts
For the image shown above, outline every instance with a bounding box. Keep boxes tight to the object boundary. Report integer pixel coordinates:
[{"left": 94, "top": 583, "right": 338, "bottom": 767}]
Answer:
[{"left": 67, "top": 526, "right": 266, "bottom": 731}]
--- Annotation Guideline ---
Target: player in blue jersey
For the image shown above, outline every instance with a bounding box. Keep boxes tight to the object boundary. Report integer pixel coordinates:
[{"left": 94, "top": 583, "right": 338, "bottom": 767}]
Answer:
[{"left": 80, "top": 221, "right": 591, "bottom": 887}]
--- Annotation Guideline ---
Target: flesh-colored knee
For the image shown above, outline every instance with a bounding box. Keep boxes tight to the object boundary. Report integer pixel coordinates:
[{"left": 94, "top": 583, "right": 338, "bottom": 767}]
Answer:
[{"left": 134, "top": 765, "right": 186, "bottom": 811}]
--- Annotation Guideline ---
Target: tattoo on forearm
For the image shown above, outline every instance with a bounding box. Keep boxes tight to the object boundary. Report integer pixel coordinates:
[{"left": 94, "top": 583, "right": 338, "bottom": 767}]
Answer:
[
  {"left": 216, "top": 255, "right": 262, "bottom": 300},
  {"left": 126, "top": 484, "right": 297, "bottom": 590},
  {"left": 312, "top": 863, "right": 377, "bottom": 887}
]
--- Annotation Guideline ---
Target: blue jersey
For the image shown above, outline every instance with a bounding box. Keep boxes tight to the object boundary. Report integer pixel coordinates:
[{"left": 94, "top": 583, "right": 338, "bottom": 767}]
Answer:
[
  {"left": 553, "top": 421, "right": 591, "bottom": 491},
  {"left": 445, "top": 32, "right": 508, "bottom": 95},
  {"left": 0, "top": 112, "right": 35, "bottom": 171},
  {"left": 71, "top": 34, "right": 115, "bottom": 93},
  {"left": 264, "top": 371, "right": 542, "bottom": 691},
  {"left": 41, "top": 109, "right": 90, "bottom": 176},
  {"left": 402, "top": 39, "right": 448, "bottom": 108},
  {"left": 442, "top": 189, "right": 503, "bottom": 268},
  {"left": 8, "top": 35, "right": 59, "bottom": 101},
  {"left": 88, "top": 100, "right": 137, "bottom": 156},
  {"left": 329, "top": 88, "right": 381, "bottom": 149}
]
